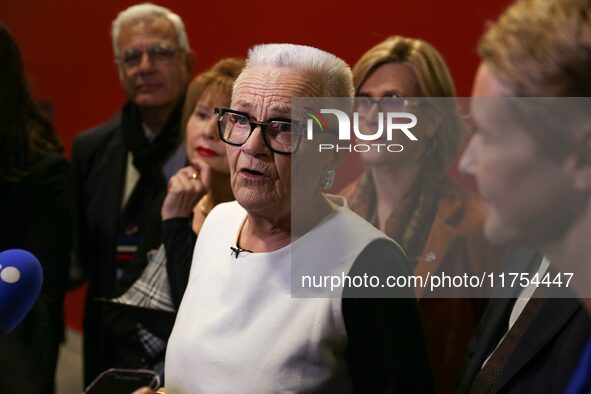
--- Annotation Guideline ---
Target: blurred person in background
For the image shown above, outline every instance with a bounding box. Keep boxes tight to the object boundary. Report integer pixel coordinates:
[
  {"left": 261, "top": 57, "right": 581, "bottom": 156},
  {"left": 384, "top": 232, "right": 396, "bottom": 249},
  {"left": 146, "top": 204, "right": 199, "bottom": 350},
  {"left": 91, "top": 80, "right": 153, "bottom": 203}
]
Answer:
[
  {"left": 160, "top": 57, "right": 243, "bottom": 308},
  {"left": 457, "top": 0, "right": 591, "bottom": 392},
  {"left": 102, "top": 58, "right": 243, "bottom": 381},
  {"left": 71, "top": 3, "right": 193, "bottom": 384},
  {"left": 340, "top": 35, "right": 501, "bottom": 393},
  {"left": 0, "top": 23, "right": 72, "bottom": 394}
]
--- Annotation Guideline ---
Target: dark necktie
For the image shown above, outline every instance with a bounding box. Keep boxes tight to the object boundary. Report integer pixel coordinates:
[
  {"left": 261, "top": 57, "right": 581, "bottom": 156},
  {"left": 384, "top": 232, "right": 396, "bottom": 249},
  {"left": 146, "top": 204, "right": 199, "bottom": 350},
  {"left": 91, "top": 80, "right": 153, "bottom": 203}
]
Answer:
[{"left": 470, "top": 297, "right": 546, "bottom": 393}]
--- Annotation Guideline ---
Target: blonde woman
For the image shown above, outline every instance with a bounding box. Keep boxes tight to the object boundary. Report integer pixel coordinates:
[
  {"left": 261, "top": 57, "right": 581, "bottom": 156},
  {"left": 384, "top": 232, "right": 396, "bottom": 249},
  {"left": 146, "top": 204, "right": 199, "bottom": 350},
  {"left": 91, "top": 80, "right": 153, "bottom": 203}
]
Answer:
[
  {"left": 160, "top": 58, "right": 243, "bottom": 307},
  {"left": 341, "top": 36, "right": 502, "bottom": 393}
]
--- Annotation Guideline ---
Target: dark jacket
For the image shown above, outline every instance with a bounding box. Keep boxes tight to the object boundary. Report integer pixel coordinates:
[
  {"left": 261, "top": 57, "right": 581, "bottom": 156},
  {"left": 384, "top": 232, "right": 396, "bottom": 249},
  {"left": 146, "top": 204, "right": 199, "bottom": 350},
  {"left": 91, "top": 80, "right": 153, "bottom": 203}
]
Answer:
[
  {"left": 72, "top": 106, "right": 184, "bottom": 384},
  {"left": 457, "top": 248, "right": 591, "bottom": 393}
]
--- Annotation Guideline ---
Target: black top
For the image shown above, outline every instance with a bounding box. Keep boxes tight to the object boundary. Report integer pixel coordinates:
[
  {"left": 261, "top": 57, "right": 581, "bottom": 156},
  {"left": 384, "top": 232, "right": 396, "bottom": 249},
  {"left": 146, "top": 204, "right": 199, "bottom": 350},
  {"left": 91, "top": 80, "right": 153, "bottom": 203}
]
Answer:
[
  {"left": 101, "top": 194, "right": 195, "bottom": 374},
  {"left": 161, "top": 217, "right": 196, "bottom": 310},
  {"left": 344, "top": 238, "right": 434, "bottom": 393}
]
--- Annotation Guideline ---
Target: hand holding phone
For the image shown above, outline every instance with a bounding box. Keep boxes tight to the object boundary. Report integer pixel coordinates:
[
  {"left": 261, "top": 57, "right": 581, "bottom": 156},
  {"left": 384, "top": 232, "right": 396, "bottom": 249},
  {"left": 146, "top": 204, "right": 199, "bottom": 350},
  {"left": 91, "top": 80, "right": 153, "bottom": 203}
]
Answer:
[
  {"left": 131, "top": 387, "right": 155, "bottom": 394},
  {"left": 84, "top": 368, "right": 160, "bottom": 394}
]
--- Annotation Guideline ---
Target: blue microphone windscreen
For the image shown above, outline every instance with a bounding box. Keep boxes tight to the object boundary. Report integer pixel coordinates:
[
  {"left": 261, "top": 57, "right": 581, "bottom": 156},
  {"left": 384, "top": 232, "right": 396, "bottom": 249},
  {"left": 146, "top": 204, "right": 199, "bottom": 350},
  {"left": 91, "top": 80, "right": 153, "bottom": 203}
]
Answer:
[{"left": 0, "top": 249, "right": 43, "bottom": 335}]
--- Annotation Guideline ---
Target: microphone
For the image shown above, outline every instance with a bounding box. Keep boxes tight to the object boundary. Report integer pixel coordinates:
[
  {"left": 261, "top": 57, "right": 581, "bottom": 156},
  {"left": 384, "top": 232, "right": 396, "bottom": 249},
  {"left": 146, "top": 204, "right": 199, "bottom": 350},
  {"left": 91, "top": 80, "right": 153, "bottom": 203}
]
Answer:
[
  {"left": 230, "top": 245, "right": 253, "bottom": 258},
  {"left": 0, "top": 249, "right": 43, "bottom": 335}
]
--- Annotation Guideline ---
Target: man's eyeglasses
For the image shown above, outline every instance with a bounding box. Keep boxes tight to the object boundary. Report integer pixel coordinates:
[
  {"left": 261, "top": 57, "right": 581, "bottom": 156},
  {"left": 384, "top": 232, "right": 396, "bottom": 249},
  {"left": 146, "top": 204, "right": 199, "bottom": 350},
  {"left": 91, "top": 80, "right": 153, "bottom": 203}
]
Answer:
[
  {"left": 117, "top": 44, "right": 182, "bottom": 69},
  {"left": 354, "top": 94, "right": 409, "bottom": 113},
  {"left": 214, "top": 108, "right": 304, "bottom": 154}
]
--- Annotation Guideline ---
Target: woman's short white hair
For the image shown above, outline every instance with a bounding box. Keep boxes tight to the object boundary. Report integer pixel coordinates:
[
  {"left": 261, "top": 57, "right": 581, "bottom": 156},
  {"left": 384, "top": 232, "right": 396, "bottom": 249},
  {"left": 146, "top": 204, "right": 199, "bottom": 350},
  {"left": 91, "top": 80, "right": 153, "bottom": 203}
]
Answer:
[
  {"left": 111, "top": 3, "right": 190, "bottom": 59},
  {"left": 240, "top": 43, "right": 354, "bottom": 98}
]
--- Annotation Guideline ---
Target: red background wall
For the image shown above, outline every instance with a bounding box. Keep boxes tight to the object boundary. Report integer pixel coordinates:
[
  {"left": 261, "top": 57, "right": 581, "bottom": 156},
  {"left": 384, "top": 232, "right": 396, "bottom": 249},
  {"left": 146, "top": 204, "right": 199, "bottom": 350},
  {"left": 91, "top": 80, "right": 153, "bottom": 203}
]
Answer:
[
  {"left": 0, "top": 0, "right": 512, "bottom": 331},
  {"left": 1, "top": 0, "right": 511, "bottom": 156}
]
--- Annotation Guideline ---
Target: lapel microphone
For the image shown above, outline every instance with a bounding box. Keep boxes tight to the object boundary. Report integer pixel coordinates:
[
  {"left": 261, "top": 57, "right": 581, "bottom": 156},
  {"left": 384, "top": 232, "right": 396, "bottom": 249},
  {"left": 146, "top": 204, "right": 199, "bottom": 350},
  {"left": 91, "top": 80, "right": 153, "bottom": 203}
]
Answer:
[{"left": 230, "top": 245, "right": 253, "bottom": 258}]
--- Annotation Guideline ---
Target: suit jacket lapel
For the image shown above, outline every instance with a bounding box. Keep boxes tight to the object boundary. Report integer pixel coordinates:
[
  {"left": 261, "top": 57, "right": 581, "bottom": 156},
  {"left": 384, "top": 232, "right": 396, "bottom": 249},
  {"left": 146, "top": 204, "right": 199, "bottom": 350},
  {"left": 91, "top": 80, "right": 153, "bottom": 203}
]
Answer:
[
  {"left": 460, "top": 297, "right": 515, "bottom": 392},
  {"left": 492, "top": 296, "right": 581, "bottom": 392},
  {"left": 92, "top": 123, "right": 127, "bottom": 248},
  {"left": 478, "top": 249, "right": 542, "bottom": 366},
  {"left": 457, "top": 248, "right": 542, "bottom": 393}
]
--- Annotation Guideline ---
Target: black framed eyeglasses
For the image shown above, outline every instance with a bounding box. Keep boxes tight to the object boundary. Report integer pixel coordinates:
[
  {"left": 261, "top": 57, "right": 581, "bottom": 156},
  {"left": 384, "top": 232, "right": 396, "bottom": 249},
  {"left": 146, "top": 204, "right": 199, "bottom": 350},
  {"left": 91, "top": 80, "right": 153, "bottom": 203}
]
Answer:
[
  {"left": 214, "top": 108, "right": 304, "bottom": 154},
  {"left": 354, "top": 94, "right": 409, "bottom": 113},
  {"left": 117, "top": 44, "right": 182, "bottom": 69}
]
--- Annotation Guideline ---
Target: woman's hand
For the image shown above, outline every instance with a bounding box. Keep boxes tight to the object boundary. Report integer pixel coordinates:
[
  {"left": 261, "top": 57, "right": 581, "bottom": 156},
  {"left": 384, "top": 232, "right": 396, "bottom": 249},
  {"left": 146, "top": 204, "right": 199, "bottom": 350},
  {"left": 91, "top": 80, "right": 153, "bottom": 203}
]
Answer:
[
  {"left": 131, "top": 387, "right": 165, "bottom": 394},
  {"left": 161, "top": 165, "right": 208, "bottom": 220},
  {"left": 131, "top": 387, "right": 153, "bottom": 394},
  {"left": 131, "top": 386, "right": 165, "bottom": 393}
]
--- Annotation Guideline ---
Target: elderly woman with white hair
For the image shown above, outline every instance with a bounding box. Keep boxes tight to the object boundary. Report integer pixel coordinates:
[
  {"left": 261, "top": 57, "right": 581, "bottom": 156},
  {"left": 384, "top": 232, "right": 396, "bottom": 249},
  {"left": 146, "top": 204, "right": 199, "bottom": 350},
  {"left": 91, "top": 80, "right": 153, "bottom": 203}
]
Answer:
[{"left": 163, "top": 44, "right": 434, "bottom": 393}]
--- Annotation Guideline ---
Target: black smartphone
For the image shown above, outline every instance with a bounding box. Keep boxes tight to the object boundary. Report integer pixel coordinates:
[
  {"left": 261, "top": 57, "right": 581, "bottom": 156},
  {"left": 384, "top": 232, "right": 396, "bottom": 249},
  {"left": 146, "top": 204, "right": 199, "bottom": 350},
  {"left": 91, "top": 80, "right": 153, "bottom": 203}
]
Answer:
[{"left": 84, "top": 368, "right": 160, "bottom": 394}]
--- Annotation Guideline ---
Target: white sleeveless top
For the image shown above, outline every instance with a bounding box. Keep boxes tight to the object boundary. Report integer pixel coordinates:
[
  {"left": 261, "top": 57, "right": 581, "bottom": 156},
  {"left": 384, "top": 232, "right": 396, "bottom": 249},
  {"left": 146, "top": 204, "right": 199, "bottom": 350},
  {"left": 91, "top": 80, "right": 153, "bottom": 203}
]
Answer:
[{"left": 165, "top": 196, "right": 392, "bottom": 393}]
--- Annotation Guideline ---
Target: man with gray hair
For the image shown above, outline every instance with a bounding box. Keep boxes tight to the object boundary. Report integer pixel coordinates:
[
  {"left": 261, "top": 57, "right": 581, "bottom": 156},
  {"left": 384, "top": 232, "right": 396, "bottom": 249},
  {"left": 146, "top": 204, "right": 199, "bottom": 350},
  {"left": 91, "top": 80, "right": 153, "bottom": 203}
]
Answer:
[{"left": 72, "top": 2, "right": 193, "bottom": 384}]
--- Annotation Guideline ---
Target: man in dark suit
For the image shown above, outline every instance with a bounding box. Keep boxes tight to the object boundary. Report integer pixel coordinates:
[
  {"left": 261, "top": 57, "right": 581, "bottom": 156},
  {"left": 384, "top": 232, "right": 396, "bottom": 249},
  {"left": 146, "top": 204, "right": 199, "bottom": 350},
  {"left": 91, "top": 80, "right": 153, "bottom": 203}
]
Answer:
[
  {"left": 72, "top": 3, "right": 193, "bottom": 385},
  {"left": 457, "top": 249, "right": 591, "bottom": 393},
  {"left": 458, "top": 0, "right": 591, "bottom": 392}
]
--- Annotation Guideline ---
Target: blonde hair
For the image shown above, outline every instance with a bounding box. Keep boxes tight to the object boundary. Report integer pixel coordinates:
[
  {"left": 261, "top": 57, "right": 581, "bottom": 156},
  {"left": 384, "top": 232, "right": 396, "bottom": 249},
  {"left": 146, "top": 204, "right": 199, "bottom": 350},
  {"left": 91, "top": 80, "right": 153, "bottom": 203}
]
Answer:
[
  {"left": 479, "top": 0, "right": 591, "bottom": 97},
  {"left": 181, "top": 58, "right": 245, "bottom": 138},
  {"left": 353, "top": 36, "right": 462, "bottom": 168},
  {"left": 478, "top": 0, "right": 591, "bottom": 158}
]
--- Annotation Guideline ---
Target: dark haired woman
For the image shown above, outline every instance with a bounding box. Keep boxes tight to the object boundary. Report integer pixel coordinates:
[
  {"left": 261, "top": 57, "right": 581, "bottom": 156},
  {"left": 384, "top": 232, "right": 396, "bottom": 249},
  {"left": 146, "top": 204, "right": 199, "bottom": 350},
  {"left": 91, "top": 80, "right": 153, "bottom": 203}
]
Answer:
[{"left": 0, "top": 24, "right": 73, "bottom": 394}]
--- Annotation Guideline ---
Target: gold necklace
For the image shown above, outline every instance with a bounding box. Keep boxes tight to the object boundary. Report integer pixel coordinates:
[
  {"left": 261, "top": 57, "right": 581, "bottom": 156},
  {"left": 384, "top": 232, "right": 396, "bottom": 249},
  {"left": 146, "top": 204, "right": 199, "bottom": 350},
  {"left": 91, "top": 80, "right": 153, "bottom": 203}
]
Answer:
[{"left": 196, "top": 194, "right": 213, "bottom": 216}]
